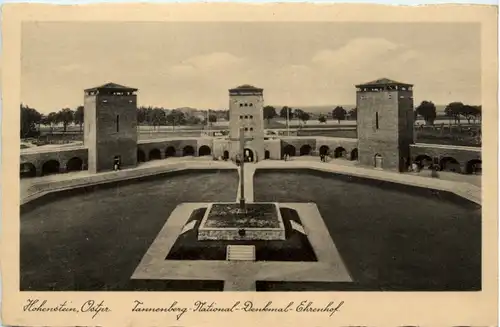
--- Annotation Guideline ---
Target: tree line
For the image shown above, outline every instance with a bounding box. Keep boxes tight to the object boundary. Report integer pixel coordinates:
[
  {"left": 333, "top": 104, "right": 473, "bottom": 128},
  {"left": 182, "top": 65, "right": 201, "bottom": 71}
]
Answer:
[
  {"left": 20, "top": 100, "right": 482, "bottom": 138},
  {"left": 20, "top": 104, "right": 230, "bottom": 138},
  {"left": 20, "top": 104, "right": 84, "bottom": 138},
  {"left": 263, "top": 105, "right": 357, "bottom": 124},
  {"left": 416, "top": 101, "right": 481, "bottom": 125}
]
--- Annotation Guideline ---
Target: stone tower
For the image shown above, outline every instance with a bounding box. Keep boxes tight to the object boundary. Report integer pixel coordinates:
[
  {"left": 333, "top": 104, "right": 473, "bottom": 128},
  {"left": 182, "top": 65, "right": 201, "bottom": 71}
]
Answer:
[
  {"left": 355, "top": 78, "right": 414, "bottom": 172},
  {"left": 228, "top": 85, "right": 265, "bottom": 162},
  {"left": 84, "top": 82, "right": 138, "bottom": 173}
]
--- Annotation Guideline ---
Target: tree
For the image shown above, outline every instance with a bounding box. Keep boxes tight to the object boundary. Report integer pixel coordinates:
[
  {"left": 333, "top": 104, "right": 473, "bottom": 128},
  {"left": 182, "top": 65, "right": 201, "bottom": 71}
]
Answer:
[
  {"left": 166, "top": 109, "right": 186, "bottom": 130},
  {"left": 47, "top": 112, "right": 58, "bottom": 133},
  {"left": 348, "top": 108, "right": 357, "bottom": 120},
  {"left": 263, "top": 105, "right": 277, "bottom": 123},
  {"left": 20, "top": 104, "right": 42, "bottom": 138},
  {"left": 318, "top": 114, "right": 327, "bottom": 123},
  {"left": 150, "top": 108, "right": 166, "bottom": 129},
  {"left": 295, "top": 109, "right": 310, "bottom": 124},
  {"left": 74, "top": 106, "right": 84, "bottom": 132},
  {"left": 415, "top": 101, "right": 437, "bottom": 125},
  {"left": 137, "top": 107, "right": 148, "bottom": 124},
  {"left": 332, "top": 106, "right": 347, "bottom": 123},
  {"left": 185, "top": 115, "right": 202, "bottom": 125},
  {"left": 445, "top": 102, "right": 464, "bottom": 124},
  {"left": 56, "top": 108, "right": 74, "bottom": 132},
  {"left": 40, "top": 114, "right": 51, "bottom": 130},
  {"left": 461, "top": 104, "right": 481, "bottom": 124},
  {"left": 279, "top": 106, "right": 293, "bottom": 119}
]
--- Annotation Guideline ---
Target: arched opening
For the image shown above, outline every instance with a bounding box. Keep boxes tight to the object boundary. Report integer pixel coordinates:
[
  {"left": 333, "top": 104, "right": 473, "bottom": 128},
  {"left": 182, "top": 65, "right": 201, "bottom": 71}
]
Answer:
[
  {"left": 283, "top": 144, "right": 296, "bottom": 157},
  {"left": 350, "top": 148, "right": 358, "bottom": 161},
  {"left": 300, "top": 144, "right": 312, "bottom": 156},
  {"left": 223, "top": 150, "right": 230, "bottom": 160},
  {"left": 374, "top": 154, "right": 383, "bottom": 169},
  {"left": 198, "top": 145, "right": 212, "bottom": 156},
  {"left": 183, "top": 145, "right": 195, "bottom": 156},
  {"left": 334, "top": 147, "right": 347, "bottom": 158},
  {"left": 41, "top": 160, "right": 60, "bottom": 176},
  {"left": 66, "top": 157, "right": 83, "bottom": 172},
  {"left": 149, "top": 148, "right": 161, "bottom": 160},
  {"left": 465, "top": 159, "right": 482, "bottom": 175},
  {"left": 165, "top": 146, "right": 176, "bottom": 158},
  {"left": 415, "top": 155, "right": 433, "bottom": 169},
  {"left": 20, "top": 162, "right": 36, "bottom": 178},
  {"left": 137, "top": 149, "right": 146, "bottom": 162},
  {"left": 244, "top": 148, "right": 254, "bottom": 162},
  {"left": 265, "top": 150, "right": 270, "bottom": 159},
  {"left": 319, "top": 145, "right": 330, "bottom": 156},
  {"left": 440, "top": 157, "right": 460, "bottom": 173}
]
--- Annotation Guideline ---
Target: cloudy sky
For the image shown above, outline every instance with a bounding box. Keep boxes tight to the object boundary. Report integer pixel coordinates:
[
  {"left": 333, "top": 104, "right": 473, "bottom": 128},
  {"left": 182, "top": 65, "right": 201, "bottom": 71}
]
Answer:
[{"left": 21, "top": 22, "right": 480, "bottom": 113}]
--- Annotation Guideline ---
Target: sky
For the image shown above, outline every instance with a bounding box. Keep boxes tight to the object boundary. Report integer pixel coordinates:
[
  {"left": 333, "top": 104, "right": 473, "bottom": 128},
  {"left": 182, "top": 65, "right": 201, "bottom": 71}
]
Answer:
[{"left": 21, "top": 21, "right": 481, "bottom": 113}]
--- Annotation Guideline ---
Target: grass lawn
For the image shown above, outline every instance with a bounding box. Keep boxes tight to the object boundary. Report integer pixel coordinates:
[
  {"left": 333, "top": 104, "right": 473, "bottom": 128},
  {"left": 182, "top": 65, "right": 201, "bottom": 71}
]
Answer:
[
  {"left": 204, "top": 203, "right": 280, "bottom": 228},
  {"left": 253, "top": 169, "right": 482, "bottom": 291},
  {"left": 166, "top": 207, "right": 317, "bottom": 262},
  {"left": 20, "top": 170, "right": 238, "bottom": 291}
]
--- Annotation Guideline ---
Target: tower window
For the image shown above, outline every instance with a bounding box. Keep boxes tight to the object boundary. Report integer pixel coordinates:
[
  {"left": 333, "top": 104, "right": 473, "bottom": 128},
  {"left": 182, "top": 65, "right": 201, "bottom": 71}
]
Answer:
[
  {"left": 244, "top": 103, "right": 248, "bottom": 107},
  {"left": 249, "top": 103, "right": 253, "bottom": 107},
  {"left": 244, "top": 115, "right": 248, "bottom": 119},
  {"left": 239, "top": 103, "right": 243, "bottom": 107},
  {"left": 250, "top": 127, "right": 254, "bottom": 131},
  {"left": 249, "top": 115, "right": 253, "bottom": 119},
  {"left": 116, "top": 114, "right": 120, "bottom": 132},
  {"left": 375, "top": 112, "right": 379, "bottom": 129},
  {"left": 244, "top": 127, "right": 248, "bottom": 131},
  {"left": 240, "top": 115, "right": 243, "bottom": 119}
]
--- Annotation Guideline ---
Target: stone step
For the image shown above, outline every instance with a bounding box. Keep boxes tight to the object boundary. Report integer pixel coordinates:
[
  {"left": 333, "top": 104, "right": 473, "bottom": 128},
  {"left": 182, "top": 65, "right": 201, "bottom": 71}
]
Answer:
[{"left": 226, "top": 245, "right": 256, "bottom": 261}]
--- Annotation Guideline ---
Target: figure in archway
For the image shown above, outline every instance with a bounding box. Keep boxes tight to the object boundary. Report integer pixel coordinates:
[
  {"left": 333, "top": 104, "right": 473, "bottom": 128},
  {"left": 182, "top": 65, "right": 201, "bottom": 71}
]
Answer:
[
  {"left": 244, "top": 148, "right": 254, "bottom": 162},
  {"left": 113, "top": 155, "right": 121, "bottom": 171}
]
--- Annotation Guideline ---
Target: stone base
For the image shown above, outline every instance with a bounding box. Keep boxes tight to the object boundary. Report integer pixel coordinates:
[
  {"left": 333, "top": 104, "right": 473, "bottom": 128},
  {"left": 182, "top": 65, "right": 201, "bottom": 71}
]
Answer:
[{"left": 198, "top": 202, "right": 285, "bottom": 241}]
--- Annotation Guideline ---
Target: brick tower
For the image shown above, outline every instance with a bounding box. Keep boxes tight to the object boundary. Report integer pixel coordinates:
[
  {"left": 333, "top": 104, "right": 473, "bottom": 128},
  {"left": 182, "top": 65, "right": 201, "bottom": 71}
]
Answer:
[
  {"left": 228, "top": 85, "right": 265, "bottom": 162},
  {"left": 84, "top": 82, "right": 138, "bottom": 173},
  {"left": 355, "top": 78, "right": 414, "bottom": 172}
]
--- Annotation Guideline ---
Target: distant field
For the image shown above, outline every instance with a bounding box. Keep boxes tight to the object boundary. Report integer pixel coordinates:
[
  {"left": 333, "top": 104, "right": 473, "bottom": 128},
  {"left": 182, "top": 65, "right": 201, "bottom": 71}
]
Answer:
[{"left": 31, "top": 120, "right": 481, "bottom": 147}]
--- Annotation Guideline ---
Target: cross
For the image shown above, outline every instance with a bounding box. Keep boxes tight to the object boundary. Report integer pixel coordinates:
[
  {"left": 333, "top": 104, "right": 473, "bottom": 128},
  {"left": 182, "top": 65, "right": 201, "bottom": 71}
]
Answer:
[{"left": 239, "top": 127, "right": 246, "bottom": 211}]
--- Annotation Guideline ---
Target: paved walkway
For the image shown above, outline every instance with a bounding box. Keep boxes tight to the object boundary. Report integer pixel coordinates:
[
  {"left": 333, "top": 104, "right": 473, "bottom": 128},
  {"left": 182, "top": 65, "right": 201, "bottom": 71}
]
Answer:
[
  {"left": 21, "top": 158, "right": 236, "bottom": 204},
  {"left": 21, "top": 156, "right": 481, "bottom": 205}
]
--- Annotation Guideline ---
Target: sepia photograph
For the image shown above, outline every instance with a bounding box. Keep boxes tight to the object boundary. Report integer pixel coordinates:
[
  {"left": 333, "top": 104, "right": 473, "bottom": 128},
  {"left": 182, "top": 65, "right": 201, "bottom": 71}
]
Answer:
[
  {"left": 2, "top": 3, "right": 497, "bottom": 326},
  {"left": 18, "top": 20, "right": 483, "bottom": 292}
]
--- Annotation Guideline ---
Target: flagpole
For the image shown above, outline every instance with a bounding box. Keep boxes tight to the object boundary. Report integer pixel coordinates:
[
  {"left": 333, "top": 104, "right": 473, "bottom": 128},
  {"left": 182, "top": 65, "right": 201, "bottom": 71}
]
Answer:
[
  {"left": 207, "top": 110, "right": 210, "bottom": 136},
  {"left": 286, "top": 108, "right": 290, "bottom": 136}
]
